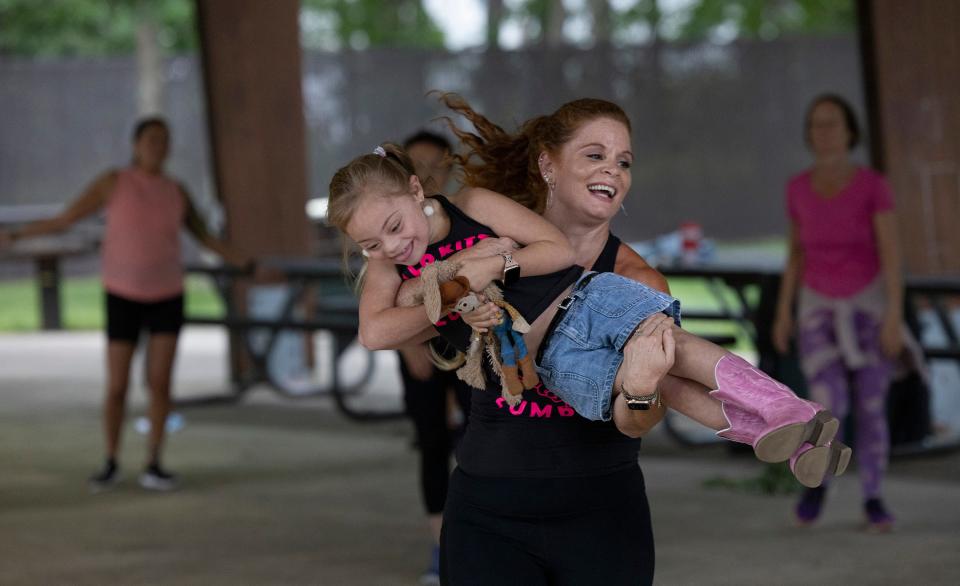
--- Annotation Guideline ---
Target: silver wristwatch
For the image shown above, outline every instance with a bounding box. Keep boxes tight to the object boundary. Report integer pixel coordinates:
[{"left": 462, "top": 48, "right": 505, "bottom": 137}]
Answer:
[
  {"left": 620, "top": 381, "right": 661, "bottom": 411},
  {"left": 499, "top": 251, "right": 520, "bottom": 286}
]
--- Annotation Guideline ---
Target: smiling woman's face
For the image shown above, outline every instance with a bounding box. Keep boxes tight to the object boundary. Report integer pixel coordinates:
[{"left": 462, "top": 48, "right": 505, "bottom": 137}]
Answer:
[{"left": 546, "top": 117, "right": 633, "bottom": 224}]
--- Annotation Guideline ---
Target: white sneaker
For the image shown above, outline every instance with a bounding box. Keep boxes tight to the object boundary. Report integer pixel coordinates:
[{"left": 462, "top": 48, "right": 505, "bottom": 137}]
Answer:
[{"left": 139, "top": 465, "right": 178, "bottom": 491}]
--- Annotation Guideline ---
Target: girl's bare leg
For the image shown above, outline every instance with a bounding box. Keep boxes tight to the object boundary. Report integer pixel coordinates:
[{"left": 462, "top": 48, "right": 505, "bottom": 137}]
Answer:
[
  {"left": 666, "top": 326, "right": 728, "bottom": 389},
  {"left": 658, "top": 375, "right": 727, "bottom": 430}
]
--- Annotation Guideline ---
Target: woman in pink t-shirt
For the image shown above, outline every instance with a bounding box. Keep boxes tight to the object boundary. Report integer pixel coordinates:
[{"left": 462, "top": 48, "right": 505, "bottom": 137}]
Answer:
[
  {"left": 773, "top": 94, "right": 903, "bottom": 532},
  {"left": 1, "top": 118, "right": 257, "bottom": 493}
]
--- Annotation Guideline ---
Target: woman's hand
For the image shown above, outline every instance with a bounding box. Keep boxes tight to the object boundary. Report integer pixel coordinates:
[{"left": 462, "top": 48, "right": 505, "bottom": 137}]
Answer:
[
  {"left": 880, "top": 313, "right": 903, "bottom": 359},
  {"left": 620, "top": 314, "right": 676, "bottom": 394},
  {"left": 772, "top": 310, "right": 794, "bottom": 355},
  {"left": 460, "top": 300, "right": 502, "bottom": 333}
]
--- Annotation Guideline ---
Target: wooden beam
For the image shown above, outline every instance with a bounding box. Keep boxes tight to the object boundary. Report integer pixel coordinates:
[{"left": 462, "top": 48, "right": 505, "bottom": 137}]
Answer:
[{"left": 859, "top": 0, "right": 960, "bottom": 275}]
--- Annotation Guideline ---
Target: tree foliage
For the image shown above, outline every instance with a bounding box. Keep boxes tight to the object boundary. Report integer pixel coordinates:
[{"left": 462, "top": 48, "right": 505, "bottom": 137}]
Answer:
[
  {"left": 301, "top": 0, "right": 445, "bottom": 50},
  {"left": 0, "top": 0, "right": 196, "bottom": 56},
  {"left": 0, "top": 0, "right": 854, "bottom": 57},
  {"left": 676, "top": 0, "right": 856, "bottom": 41}
]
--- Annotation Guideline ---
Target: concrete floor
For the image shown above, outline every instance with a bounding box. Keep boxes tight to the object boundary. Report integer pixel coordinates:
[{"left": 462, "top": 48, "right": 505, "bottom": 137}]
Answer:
[{"left": 1, "top": 328, "right": 959, "bottom": 585}]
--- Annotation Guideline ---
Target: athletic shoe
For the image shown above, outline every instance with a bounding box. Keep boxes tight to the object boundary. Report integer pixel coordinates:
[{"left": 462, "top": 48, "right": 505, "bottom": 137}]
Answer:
[
  {"left": 795, "top": 485, "right": 826, "bottom": 526},
  {"left": 419, "top": 545, "right": 440, "bottom": 585},
  {"left": 139, "top": 464, "right": 178, "bottom": 492},
  {"left": 864, "top": 498, "right": 894, "bottom": 533},
  {"left": 88, "top": 459, "right": 120, "bottom": 493}
]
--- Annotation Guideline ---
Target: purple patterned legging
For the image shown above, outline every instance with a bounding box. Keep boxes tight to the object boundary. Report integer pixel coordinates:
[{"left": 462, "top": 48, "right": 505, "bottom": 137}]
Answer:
[{"left": 797, "top": 303, "right": 893, "bottom": 498}]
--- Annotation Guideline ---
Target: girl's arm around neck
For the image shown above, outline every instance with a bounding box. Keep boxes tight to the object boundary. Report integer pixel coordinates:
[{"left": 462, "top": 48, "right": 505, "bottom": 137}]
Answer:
[
  {"left": 358, "top": 258, "right": 437, "bottom": 350},
  {"left": 456, "top": 188, "right": 575, "bottom": 280}
]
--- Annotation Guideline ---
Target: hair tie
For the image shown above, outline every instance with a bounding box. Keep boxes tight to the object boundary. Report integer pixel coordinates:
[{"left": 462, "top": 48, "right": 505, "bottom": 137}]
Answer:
[{"left": 373, "top": 146, "right": 387, "bottom": 158}]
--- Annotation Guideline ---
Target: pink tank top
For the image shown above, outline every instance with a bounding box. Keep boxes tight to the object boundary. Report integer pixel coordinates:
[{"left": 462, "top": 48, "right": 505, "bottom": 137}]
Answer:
[{"left": 101, "top": 168, "right": 186, "bottom": 301}]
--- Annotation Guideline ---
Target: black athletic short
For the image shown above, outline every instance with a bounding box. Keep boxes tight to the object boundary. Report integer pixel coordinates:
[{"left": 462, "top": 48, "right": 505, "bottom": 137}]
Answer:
[
  {"left": 106, "top": 292, "right": 184, "bottom": 342},
  {"left": 440, "top": 466, "right": 655, "bottom": 586}
]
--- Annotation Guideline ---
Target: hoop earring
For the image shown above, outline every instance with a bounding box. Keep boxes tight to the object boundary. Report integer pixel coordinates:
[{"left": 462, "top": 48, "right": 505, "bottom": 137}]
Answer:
[
  {"left": 620, "top": 203, "right": 627, "bottom": 216},
  {"left": 423, "top": 201, "right": 435, "bottom": 217}
]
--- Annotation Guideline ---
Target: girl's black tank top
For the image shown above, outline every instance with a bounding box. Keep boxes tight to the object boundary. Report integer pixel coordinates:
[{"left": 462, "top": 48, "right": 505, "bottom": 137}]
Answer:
[{"left": 395, "top": 194, "right": 582, "bottom": 351}]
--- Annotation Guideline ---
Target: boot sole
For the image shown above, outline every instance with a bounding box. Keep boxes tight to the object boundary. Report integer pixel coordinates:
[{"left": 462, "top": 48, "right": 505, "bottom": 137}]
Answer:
[
  {"left": 792, "top": 441, "right": 852, "bottom": 488},
  {"left": 792, "top": 446, "right": 830, "bottom": 488},
  {"left": 829, "top": 441, "right": 852, "bottom": 476},
  {"left": 755, "top": 410, "right": 839, "bottom": 463}
]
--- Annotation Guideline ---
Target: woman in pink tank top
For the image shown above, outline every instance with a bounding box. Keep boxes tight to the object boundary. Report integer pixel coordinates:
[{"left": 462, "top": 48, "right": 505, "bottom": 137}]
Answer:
[
  {"left": 1, "top": 118, "right": 258, "bottom": 492},
  {"left": 773, "top": 94, "right": 903, "bottom": 532}
]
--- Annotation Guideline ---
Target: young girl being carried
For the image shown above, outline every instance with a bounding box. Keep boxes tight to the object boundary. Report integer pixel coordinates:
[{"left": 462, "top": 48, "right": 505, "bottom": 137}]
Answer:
[{"left": 327, "top": 142, "right": 851, "bottom": 488}]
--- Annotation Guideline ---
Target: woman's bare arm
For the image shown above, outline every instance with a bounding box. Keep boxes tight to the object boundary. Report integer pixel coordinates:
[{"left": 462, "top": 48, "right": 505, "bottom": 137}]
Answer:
[
  {"left": 610, "top": 244, "right": 670, "bottom": 437},
  {"left": 6, "top": 171, "right": 115, "bottom": 241}
]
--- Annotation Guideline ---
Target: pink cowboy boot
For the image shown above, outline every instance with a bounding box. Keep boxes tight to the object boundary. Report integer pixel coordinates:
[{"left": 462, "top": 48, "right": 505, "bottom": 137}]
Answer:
[
  {"left": 710, "top": 354, "right": 840, "bottom": 463},
  {"left": 719, "top": 404, "right": 852, "bottom": 486},
  {"left": 789, "top": 441, "right": 852, "bottom": 488}
]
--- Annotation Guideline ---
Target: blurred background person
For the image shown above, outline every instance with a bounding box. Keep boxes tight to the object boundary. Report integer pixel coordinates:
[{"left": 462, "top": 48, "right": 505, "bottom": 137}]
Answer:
[
  {"left": 0, "top": 117, "right": 261, "bottom": 493},
  {"left": 397, "top": 129, "right": 472, "bottom": 584},
  {"left": 772, "top": 94, "right": 902, "bottom": 532}
]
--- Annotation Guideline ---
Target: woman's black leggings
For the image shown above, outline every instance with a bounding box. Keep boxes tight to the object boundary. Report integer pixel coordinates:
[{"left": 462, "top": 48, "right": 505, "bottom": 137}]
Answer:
[
  {"left": 440, "top": 466, "right": 655, "bottom": 586},
  {"left": 400, "top": 355, "right": 472, "bottom": 515}
]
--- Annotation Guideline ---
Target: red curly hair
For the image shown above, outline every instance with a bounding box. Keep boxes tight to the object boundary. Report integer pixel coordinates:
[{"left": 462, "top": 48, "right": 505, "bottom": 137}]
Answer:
[{"left": 435, "top": 92, "right": 631, "bottom": 213}]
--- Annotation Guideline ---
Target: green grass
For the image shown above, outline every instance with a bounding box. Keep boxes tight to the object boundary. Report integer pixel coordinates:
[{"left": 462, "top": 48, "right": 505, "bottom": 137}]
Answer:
[
  {"left": 666, "top": 277, "right": 759, "bottom": 354},
  {"left": 0, "top": 271, "right": 759, "bottom": 354},
  {"left": 0, "top": 275, "right": 224, "bottom": 331}
]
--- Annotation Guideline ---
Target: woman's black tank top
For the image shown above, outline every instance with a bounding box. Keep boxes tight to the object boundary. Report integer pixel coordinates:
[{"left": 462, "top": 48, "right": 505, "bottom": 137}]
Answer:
[{"left": 456, "top": 231, "right": 647, "bottom": 478}]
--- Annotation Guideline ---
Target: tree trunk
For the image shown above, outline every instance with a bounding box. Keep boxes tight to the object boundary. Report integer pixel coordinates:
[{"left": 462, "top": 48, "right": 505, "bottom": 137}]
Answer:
[
  {"left": 136, "top": 0, "right": 163, "bottom": 116},
  {"left": 591, "top": 0, "right": 611, "bottom": 44},
  {"left": 544, "top": 0, "right": 566, "bottom": 48},
  {"left": 487, "top": 0, "right": 504, "bottom": 49}
]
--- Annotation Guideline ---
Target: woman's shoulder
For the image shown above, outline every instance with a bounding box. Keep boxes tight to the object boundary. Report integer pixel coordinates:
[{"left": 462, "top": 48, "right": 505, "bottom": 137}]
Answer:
[
  {"left": 614, "top": 243, "right": 669, "bottom": 294},
  {"left": 452, "top": 186, "right": 508, "bottom": 213},
  {"left": 92, "top": 168, "right": 122, "bottom": 192},
  {"left": 786, "top": 169, "right": 812, "bottom": 191}
]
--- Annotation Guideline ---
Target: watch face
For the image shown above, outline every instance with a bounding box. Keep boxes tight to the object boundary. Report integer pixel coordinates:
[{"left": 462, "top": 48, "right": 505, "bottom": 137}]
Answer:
[{"left": 503, "top": 265, "right": 520, "bottom": 286}]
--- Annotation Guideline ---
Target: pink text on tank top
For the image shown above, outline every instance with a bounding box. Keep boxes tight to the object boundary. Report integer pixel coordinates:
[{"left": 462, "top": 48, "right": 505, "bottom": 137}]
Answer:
[
  {"left": 494, "top": 381, "right": 577, "bottom": 418},
  {"left": 787, "top": 168, "right": 894, "bottom": 298},
  {"left": 101, "top": 168, "right": 186, "bottom": 302},
  {"left": 400, "top": 232, "right": 491, "bottom": 326},
  {"left": 400, "top": 233, "right": 491, "bottom": 280}
]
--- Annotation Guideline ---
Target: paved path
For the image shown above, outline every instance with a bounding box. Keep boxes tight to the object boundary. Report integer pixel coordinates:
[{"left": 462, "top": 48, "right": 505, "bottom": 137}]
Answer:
[{"left": 1, "top": 329, "right": 958, "bottom": 585}]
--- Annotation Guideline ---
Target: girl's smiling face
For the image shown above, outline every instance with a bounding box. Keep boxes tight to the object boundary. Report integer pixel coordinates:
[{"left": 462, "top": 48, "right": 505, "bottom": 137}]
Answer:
[{"left": 345, "top": 176, "right": 432, "bottom": 265}]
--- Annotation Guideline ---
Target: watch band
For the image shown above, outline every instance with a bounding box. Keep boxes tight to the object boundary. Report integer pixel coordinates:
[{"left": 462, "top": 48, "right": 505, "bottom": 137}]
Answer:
[
  {"left": 620, "top": 381, "right": 660, "bottom": 411},
  {"left": 499, "top": 251, "right": 520, "bottom": 286}
]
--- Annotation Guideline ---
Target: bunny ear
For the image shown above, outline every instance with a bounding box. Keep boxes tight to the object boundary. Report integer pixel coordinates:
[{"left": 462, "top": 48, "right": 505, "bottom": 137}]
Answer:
[{"left": 420, "top": 264, "right": 444, "bottom": 323}]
